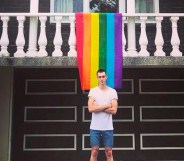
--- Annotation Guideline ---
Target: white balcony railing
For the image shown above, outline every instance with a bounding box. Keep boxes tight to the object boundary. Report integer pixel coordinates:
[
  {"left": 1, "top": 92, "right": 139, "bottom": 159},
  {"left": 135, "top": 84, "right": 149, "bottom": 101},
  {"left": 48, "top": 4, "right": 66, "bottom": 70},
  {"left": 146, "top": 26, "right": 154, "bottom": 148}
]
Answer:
[{"left": 0, "top": 13, "right": 184, "bottom": 58}]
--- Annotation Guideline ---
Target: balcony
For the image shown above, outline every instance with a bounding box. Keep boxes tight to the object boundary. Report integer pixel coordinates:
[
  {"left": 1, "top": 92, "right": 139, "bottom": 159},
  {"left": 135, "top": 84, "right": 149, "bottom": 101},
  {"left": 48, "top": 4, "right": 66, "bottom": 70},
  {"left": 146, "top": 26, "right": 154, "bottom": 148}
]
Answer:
[{"left": 1, "top": 13, "right": 184, "bottom": 67}]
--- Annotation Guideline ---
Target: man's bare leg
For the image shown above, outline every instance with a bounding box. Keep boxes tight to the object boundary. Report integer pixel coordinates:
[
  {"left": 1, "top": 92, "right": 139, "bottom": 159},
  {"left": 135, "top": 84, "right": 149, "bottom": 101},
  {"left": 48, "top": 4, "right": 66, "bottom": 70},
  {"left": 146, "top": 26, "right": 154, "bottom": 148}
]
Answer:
[
  {"left": 90, "top": 146, "right": 99, "bottom": 161},
  {"left": 105, "top": 147, "right": 113, "bottom": 161}
]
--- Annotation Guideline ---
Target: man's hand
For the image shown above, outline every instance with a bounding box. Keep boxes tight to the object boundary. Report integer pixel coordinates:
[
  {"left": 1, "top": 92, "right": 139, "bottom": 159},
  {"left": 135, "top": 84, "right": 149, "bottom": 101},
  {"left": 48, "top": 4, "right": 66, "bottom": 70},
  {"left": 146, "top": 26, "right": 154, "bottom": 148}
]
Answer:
[{"left": 104, "top": 99, "right": 118, "bottom": 115}]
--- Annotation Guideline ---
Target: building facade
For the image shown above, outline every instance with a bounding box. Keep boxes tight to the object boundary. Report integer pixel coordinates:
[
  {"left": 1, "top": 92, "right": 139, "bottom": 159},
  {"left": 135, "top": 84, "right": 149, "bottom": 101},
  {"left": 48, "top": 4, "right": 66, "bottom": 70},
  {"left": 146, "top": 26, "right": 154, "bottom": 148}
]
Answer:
[{"left": 1, "top": 0, "right": 184, "bottom": 161}]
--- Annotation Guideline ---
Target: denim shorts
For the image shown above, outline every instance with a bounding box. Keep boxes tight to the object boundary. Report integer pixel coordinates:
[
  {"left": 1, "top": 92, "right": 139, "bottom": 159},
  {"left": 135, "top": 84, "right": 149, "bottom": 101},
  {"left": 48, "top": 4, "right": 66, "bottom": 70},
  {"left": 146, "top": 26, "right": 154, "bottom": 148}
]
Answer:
[{"left": 90, "top": 129, "right": 114, "bottom": 148}]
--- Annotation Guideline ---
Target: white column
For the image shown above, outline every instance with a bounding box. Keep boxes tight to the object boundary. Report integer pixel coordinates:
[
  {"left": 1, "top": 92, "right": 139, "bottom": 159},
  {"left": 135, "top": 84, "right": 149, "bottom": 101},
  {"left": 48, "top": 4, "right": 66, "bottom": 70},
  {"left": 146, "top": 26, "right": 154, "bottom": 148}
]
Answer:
[
  {"left": 38, "top": 16, "right": 48, "bottom": 57},
  {"left": 122, "top": 17, "right": 127, "bottom": 57},
  {"left": 154, "top": 16, "right": 165, "bottom": 56},
  {"left": 0, "top": 16, "right": 10, "bottom": 57},
  {"left": 154, "top": 0, "right": 160, "bottom": 13},
  {"left": 14, "top": 16, "right": 26, "bottom": 57},
  {"left": 138, "top": 16, "right": 149, "bottom": 56},
  {"left": 170, "top": 17, "right": 182, "bottom": 57},
  {"left": 119, "top": 0, "right": 126, "bottom": 13},
  {"left": 83, "top": 0, "right": 90, "bottom": 12},
  {"left": 127, "top": 0, "right": 137, "bottom": 56},
  {"left": 52, "top": 16, "right": 63, "bottom": 57},
  {"left": 27, "top": 0, "right": 39, "bottom": 57},
  {"left": 68, "top": 16, "right": 77, "bottom": 57},
  {"left": 127, "top": 0, "right": 135, "bottom": 13}
]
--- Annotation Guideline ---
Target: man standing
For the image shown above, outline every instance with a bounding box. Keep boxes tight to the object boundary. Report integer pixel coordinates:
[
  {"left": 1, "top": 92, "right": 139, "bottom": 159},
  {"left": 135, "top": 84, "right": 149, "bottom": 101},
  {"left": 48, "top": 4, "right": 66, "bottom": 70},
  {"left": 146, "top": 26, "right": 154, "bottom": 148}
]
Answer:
[{"left": 88, "top": 69, "right": 118, "bottom": 161}]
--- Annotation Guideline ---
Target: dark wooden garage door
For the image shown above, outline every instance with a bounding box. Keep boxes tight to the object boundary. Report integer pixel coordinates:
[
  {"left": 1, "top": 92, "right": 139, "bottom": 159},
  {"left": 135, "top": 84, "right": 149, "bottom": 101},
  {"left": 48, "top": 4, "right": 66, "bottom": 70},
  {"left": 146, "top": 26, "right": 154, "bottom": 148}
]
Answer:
[{"left": 11, "top": 68, "right": 184, "bottom": 161}]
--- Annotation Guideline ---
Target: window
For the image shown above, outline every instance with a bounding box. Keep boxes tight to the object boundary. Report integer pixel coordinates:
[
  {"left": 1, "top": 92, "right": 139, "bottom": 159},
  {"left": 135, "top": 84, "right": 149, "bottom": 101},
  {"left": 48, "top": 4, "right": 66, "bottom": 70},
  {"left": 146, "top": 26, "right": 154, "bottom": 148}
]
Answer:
[
  {"left": 50, "top": 0, "right": 159, "bottom": 14},
  {"left": 89, "top": 0, "right": 119, "bottom": 13},
  {"left": 120, "top": 0, "right": 159, "bottom": 13},
  {"left": 135, "top": 0, "right": 159, "bottom": 13},
  {"left": 50, "top": 0, "right": 83, "bottom": 13}
]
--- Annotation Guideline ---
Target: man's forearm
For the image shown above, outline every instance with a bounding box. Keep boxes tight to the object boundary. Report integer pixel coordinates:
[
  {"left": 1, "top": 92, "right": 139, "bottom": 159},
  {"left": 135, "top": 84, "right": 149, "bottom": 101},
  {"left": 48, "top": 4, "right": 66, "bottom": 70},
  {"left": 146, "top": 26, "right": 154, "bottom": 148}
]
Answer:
[
  {"left": 88, "top": 104, "right": 110, "bottom": 113},
  {"left": 104, "top": 107, "right": 117, "bottom": 114}
]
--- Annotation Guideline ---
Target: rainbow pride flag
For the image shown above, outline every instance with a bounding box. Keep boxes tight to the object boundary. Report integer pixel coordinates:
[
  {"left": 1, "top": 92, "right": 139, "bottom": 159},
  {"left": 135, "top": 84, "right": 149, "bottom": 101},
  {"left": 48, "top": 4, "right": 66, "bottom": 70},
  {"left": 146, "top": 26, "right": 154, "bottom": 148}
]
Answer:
[{"left": 76, "top": 13, "right": 123, "bottom": 90}]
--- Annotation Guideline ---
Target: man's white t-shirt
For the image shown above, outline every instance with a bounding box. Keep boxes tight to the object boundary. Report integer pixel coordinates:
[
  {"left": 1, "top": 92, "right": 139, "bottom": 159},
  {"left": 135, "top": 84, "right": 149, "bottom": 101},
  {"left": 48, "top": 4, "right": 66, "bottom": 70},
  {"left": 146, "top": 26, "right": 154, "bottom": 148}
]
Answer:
[{"left": 88, "top": 86, "right": 118, "bottom": 130}]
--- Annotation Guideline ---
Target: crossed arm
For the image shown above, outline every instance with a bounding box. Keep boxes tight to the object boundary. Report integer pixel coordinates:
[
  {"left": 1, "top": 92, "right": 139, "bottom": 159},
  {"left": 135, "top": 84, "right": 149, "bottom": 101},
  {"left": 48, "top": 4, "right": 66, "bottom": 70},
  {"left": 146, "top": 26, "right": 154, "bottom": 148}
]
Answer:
[{"left": 88, "top": 96, "right": 118, "bottom": 115}]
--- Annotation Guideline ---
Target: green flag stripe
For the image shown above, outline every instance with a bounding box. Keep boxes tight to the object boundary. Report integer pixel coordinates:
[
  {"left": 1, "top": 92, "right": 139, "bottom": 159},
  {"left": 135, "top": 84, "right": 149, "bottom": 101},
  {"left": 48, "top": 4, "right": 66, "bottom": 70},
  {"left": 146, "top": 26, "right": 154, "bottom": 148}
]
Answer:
[{"left": 99, "top": 13, "right": 107, "bottom": 70}]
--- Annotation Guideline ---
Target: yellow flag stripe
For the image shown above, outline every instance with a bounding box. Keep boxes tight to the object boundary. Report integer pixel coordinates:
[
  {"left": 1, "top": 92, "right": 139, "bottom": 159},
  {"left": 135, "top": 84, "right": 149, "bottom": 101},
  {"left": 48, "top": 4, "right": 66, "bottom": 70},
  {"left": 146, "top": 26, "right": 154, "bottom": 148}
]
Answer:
[{"left": 90, "top": 13, "right": 99, "bottom": 88}]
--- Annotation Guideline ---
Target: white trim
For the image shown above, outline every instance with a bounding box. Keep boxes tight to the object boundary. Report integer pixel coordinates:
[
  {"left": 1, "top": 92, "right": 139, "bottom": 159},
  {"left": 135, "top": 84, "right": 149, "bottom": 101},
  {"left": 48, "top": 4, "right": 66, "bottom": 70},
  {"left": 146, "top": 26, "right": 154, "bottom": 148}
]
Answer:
[
  {"left": 118, "top": 79, "right": 134, "bottom": 94},
  {"left": 154, "top": 0, "right": 160, "bottom": 13},
  {"left": 139, "top": 79, "right": 184, "bottom": 94},
  {"left": 140, "top": 133, "right": 184, "bottom": 150},
  {"left": 23, "top": 134, "right": 77, "bottom": 151},
  {"left": 119, "top": 0, "right": 126, "bottom": 13},
  {"left": 127, "top": 0, "right": 135, "bottom": 13},
  {"left": 25, "top": 79, "right": 78, "bottom": 95},
  {"left": 140, "top": 106, "right": 184, "bottom": 122},
  {"left": 30, "top": 0, "right": 39, "bottom": 13},
  {"left": 83, "top": 0, "right": 90, "bottom": 12},
  {"left": 24, "top": 106, "right": 77, "bottom": 122},
  {"left": 50, "top": 0, "right": 55, "bottom": 13}
]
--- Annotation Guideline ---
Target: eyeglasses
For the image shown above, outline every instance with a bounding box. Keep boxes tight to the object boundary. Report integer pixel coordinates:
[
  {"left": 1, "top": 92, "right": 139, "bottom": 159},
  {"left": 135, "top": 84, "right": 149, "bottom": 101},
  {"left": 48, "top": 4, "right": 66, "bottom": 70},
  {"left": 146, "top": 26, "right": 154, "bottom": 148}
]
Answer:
[{"left": 98, "top": 76, "right": 106, "bottom": 78}]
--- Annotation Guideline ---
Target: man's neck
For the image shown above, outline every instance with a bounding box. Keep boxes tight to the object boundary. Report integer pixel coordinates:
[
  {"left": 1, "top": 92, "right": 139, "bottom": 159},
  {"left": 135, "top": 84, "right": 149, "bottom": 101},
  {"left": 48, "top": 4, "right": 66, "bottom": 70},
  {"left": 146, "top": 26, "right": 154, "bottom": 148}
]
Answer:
[{"left": 98, "top": 84, "right": 107, "bottom": 90}]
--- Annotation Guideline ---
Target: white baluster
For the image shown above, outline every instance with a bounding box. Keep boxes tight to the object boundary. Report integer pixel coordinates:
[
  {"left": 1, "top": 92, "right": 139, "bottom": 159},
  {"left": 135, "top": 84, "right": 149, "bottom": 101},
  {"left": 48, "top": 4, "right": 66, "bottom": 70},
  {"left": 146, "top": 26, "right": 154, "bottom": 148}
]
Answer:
[
  {"left": 14, "top": 16, "right": 26, "bottom": 57},
  {"left": 27, "top": 0, "right": 38, "bottom": 57},
  {"left": 26, "top": 16, "right": 38, "bottom": 57},
  {"left": 0, "top": 16, "right": 10, "bottom": 57},
  {"left": 127, "top": 17, "right": 138, "bottom": 57},
  {"left": 154, "top": 16, "right": 165, "bottom": 56},
  {"left": 170, "top": 17, "right": 182, "bottom": 57},
  {"left": 138, "top": 16, "right": 149, "bottom": 56},
  {"left": 52, "top": 16, "right": 63, "bottom": 57},
  {"left": 68, "top": 16, "right": 77, "bottom": 57},
  {"left": 122, "top": 17, "right": 127, "bottom": 57},
  {"left": 38, "top": 16, "right": 48, "bottom": 57}
]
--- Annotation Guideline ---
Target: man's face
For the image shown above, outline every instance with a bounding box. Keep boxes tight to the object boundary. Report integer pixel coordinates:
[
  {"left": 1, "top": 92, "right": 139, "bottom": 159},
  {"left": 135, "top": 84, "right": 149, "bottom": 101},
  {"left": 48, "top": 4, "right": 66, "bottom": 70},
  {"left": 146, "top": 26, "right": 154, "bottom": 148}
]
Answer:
[{"left": 97, "top": 72, "right": 107, "bottom": 85}]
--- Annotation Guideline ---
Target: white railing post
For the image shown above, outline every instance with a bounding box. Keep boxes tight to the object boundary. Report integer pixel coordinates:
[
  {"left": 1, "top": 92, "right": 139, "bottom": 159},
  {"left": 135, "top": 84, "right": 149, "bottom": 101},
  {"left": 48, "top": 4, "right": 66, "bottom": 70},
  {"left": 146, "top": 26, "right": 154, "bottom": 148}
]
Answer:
[
  {"left": 38, "top": 16, "right": 48, "bottom": 57},
  {"left": 170, "top": 17, "right": 182, "bottom": 57},
  {"left": 122, "top": 17, "right": 127, "bottom": 57},
  {"left": 26, "top": 16, "right": 38, "bottom": 57},
  {"left": 14, "top": 16, "right": 26, "bottom": 57},
  {"left": 27, "top": 0, "right": 39, "bottom": 57},
  {"left": 0, "top": 16, "right": 10, "bottom": 57},
  {"left": 138, "top": 16, "right": 149, "bottom": 56},
  {"left": 68, "top": 16, "right": 77, "bottom": 57},
  {"left": 154, "top": 16, "right": 165, "bottom": 56},
  {"left": 52, "top": 16, "right": 63, "bottom": 57}
]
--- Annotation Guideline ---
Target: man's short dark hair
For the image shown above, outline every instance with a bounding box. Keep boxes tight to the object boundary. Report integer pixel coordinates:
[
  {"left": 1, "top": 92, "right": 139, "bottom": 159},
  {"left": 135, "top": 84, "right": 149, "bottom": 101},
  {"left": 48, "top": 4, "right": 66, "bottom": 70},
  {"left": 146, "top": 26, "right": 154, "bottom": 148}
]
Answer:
[{"left": 97, "top": 69, "right": 106, "bottom": 75}]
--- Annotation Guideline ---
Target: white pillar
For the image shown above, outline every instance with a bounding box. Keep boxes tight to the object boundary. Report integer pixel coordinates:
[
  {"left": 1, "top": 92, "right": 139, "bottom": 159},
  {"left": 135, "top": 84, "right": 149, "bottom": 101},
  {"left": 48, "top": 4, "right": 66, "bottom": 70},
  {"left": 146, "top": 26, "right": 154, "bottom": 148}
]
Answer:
[
  {"left": 27, "top": 0, "right": 39, "bottom": 57},
  {"left": 127, "top": 0, "right": 137, "bottom": 56},
  {"left": 138, "top": 16, "right": 149, "bottom": 56},
  {"left": 154, "top": 16, "right": 165, "bottom": 56},
  {"left": 68, "top": 16, "right": 77, "bottom": 57},
  {"left": 119, "top": 0, "right": 126, "bottom": 13},
  {"left": 14, "top": 16, "right": 26, "bottom": 57},
  {"left": 83, "top": 0, "right": 90, "bottom": 12},
  {"left": 170, "top": 17, "right": 182, "bottom": 57},
  {"left": 154, "top": 0, "right": 160, "bottom": 13},
  {"left": 0, "top": 16, "right": 10, "bottom": 57},
  {"left": 38, "top": 16, "right": 48, "bottom": 57},
  {"left": 127, "top": 0, "right": 135, "bottom": 13}
]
